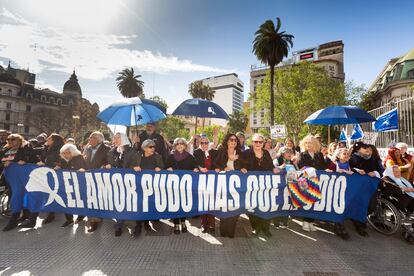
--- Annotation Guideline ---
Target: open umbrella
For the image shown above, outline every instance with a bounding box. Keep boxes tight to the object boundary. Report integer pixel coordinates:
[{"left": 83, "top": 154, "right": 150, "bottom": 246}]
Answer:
[
  {"left": 304, "top": 105, "right": 376, "bottom": 143},
  {"left": 97, "top": 97, "right": 166, "bottom": 126},
  {"left": 172, "top": 98, "right": 228, "bottom": 132}
]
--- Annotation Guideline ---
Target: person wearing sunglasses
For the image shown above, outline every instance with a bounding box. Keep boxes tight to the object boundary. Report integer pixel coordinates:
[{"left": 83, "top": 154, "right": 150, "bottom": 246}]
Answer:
[
  {"left": 213, "top": 133, "right": 244, "bottom": 238},
  {"left": 240, "top": 133, "right": 280, "bottom": 237},
  {"left": 133, "top": 139, "right": 164, "bottom": 237},
  {"left": 193, "top": 136, "right": 218, "bottom": 233},
  {"left": 1, "top": 134, "right": 39, "bottom": 232},
  {"left": 105, "top": 132, "right": 139, "bottom": 237},
  {"left": 166, "top": 137, "right": 199, "bottom": 234}
]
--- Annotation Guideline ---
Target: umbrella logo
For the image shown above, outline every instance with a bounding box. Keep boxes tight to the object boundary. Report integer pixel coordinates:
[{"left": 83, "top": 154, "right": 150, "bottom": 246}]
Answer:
[
  {"left": 26, "top": 167, "right": 66, "bottom": 208},
  {"left": 208, "top": 107, "right": 216, "bottom": 115},
  {"left": 136, "top": 115, "right": 143, "bottom": 121}
]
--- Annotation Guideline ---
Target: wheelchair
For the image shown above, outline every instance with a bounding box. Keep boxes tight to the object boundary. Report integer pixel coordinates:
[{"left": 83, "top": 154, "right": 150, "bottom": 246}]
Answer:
[
  {"left": 367, "top": 177, "right": 414, "bottom": 243},
  {"left": 0, "top": 173, "right": 11, "bottom": 218}
]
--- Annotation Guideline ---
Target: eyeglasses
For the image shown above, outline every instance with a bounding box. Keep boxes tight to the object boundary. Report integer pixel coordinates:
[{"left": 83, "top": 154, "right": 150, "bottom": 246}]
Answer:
[
  {"left": 200, "top": 142, "right": 209, "bottom": 145},
  {"left": 147, "top": 145, "right": 155, "bottom": 149},
  {"left": 176, "top": 142, "right": 186, "bottom": 146},
  {"left": 253, "top": 140, "right": 264, "bottom": 144},
  {"left": 228, "top": 138, "right": 237, "bottom": 142}
]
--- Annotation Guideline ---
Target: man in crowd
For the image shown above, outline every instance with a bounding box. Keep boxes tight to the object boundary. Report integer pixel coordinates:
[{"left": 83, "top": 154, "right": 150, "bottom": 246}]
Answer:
[
  {"left": 83, "top": 131, "right": 110, "bottom": 232},
  {"left": 139, "top": 123, "right": 168, "bottom": 161},
  {"left": 0, "top": 130, "right": 10, "bottom": 148}
]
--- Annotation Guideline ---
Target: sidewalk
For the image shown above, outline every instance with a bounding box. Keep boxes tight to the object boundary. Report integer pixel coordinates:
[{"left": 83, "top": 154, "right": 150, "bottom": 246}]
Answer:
[{"left": 0, "top": 215, "right": 413, "bottom": 275}]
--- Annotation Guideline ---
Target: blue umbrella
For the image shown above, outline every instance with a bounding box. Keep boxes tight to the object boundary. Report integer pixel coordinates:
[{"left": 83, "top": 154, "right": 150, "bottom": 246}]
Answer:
[
  {"left": 304, "top": 106, "right": 376, "bottom": 125},
  {"left": 97, "top": 97, "right": 166, "bottom": 126},
  {"left": 172, "top": 98, "right": 229, "bottom": 119}
]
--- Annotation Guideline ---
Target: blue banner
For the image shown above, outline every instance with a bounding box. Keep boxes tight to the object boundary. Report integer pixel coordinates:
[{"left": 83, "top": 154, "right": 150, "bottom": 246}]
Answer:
[
  {"left": 373, "top": 108, "right": 398, "bottom": 132},
  {"left": 4, "top": 164, "right": 379, "bottom": 223}
]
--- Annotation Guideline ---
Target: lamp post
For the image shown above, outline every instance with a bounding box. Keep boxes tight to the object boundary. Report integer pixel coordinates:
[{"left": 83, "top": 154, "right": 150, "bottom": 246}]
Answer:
[
  {"left": 17, "top": 123, "right": 24, "bottom": 135},
  {"left": 72, "top": 115, "right": 80, "bottom": 140}
]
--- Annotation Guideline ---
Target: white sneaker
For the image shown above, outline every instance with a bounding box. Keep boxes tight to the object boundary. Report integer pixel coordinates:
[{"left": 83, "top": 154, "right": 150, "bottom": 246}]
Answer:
[
  {"left": 309, "top": 223, "right": 317, "bottom": 231},
  {"left": 302, "top": 221, "right": 311, "bottom": 232}
]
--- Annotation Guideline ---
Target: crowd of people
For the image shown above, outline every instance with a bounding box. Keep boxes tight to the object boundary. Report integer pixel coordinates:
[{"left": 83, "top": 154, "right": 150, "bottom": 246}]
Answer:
[{"left": 1, "top": 125, "right": 414, "bottom": 241}]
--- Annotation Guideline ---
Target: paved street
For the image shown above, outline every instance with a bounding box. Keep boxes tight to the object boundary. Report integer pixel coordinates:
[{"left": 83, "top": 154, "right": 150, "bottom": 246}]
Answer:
[{"left": 0, "top": 214, "right": 413, "bottom": 276}]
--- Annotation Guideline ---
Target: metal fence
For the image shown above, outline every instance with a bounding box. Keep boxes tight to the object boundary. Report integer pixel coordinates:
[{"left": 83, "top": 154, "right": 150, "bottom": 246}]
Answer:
[{"left": 361, "top": 97, "right": 414, "bottom": 148}]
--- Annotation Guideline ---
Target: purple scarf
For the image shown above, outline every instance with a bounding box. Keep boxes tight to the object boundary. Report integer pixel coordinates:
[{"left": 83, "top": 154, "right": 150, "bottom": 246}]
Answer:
[{"left": 174, "top": 151, "right": 190, "bottom": 162}]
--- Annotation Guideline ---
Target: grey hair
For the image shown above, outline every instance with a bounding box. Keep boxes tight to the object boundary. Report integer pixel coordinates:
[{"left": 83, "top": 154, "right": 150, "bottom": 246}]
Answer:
[
  {"left": 396, "top": 142, "right": 408, "bottom": 149},
  {"left": 90, "top": 131, "right": 104, "bottom": 143},
  {"left": 173, "top": 137, "right": 187, "bottom": 149},
  {"left": 60, "top": 143, "right": 82, "bottom": 161},
  {"left": 141, "top": 139, "right": 155, "bottom": 150},
  {"left": 252, "top": 133, "right": 265, "bottom": 141}
]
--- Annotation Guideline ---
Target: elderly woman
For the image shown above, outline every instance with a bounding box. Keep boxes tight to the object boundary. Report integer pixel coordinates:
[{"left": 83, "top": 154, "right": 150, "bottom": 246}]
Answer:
[
  {"left": 384, "top": 147, "right": 411, "bottom": 179},
  {"left": 105, "top": 132, "right": 139, "bottom": 237},
  {"left": 297, "top": 134, "right": 327, "bottom": 232},
  {"left": 58, "top": 143, "right": 88, "bottom": 228},
  {"left": 396, "top": 143, "right": 414, "bottom": 182},
  {"left": 264, "top": 138, "right": 278, "bottom": 160},
  {"left": 241, "top": 134, "right": 280, "bottom": 237},
  {"left": 213, "top": 133, "right": 244, "bottom": 238},
  {"left": 166, "top": 137, "right": 199, "bottom": 234},
  {"left": 133, "top": 139, "right": 164, "bottom": 237},
  {"left": 383, "top": 165, "right": 414, "bottom": 213},
  {"left": 193, "top": 136, "right": 218, "bottom": 233},
  {"left": 1, "top": 134, "right": 38, "bottom": 232}
]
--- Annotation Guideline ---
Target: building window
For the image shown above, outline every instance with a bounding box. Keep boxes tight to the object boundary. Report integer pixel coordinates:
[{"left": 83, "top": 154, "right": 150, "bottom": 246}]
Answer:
[
  {"left": 408, "top": 69, "right": 414, "bottom": 79},
  {"left": 253, "top": 119, "right": 257, "bottom": 125},
  {"left": 254, "top": 80, "right": 257, "bottom": 85},
  {"left": 6, "top": 102, "right": 11, "bottom": 109},
  {"left": 57, "top": 99, "right": 62, "bottom": 105},
  {"left": 5, "top": 113, "right": 10, "bottom": 121},
  {"left": 24, "top": 126, "right": 30, "bottom": 133},
  {"left": 4, "top": 124, "right": 10, "bottom": 131},
  {"left": 26, "top": 105, "right": 32, "bottom": 112},
  {"left": 27, "top": 93, "right": 33, "bottom": 99},
  {"left": 49, "top": 97, "right": 55, "bottom": 104},
  {"left": 41, "top": 95, "right": 46, "bottom": 102}
]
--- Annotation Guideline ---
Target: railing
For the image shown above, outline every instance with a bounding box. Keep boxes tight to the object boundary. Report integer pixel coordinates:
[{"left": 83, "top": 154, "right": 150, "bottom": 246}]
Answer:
[{"left": 361, "top": 96, "right": 414, "bottom": 147}]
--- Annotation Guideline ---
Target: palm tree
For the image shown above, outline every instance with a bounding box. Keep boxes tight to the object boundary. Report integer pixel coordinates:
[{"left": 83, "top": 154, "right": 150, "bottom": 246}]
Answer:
[
  {"left": 188, "top": 81, "right": 216, "bottom": 132},
  {"left": 252, "top": 18, "right": 294, "bottom": 126},
  {"left": 116, "top": 67, "right": 145, "bottom": 98},
  {"left": 188, "top": 81, "right": 215, "bottom": 100}
]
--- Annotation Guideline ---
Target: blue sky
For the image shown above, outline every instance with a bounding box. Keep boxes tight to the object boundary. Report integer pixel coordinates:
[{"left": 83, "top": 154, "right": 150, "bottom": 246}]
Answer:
[{"left": 0, "top": 0, "right": 413, "bottom": 110}]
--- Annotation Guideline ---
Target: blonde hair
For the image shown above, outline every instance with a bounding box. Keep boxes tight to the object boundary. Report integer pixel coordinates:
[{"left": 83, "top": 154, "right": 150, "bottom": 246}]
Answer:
[
  {"left": 4, "top": 133, "right": 24, "bottom": 148},
  {"left": 299, "top": 134, "right": 321, "bottom": 152}
]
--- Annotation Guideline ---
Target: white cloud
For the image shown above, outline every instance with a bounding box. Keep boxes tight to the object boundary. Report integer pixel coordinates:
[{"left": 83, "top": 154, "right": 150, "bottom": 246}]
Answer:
[{"left": 0, "top": 8, "right": 230, "bottom": 81}]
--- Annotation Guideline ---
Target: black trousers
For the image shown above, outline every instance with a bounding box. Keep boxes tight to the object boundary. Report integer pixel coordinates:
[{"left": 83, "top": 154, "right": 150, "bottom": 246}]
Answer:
[
  {"left": 220, "top": 215, "right": 239, "bottom": 236},
  {"left": 173, "top": 218, "right": 187, "bottom": 224},
  {"left": 248, "top": 214, "right": 270, "bottom": 232}
]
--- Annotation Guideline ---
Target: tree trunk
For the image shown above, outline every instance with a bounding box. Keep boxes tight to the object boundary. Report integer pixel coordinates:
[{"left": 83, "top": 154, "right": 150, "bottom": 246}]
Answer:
[{"left": 270, "top": 66, "right": 275, "bottom": 126}]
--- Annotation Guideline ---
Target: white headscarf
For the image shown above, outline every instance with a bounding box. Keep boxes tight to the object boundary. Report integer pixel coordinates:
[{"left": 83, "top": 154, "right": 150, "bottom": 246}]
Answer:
[
  {"left": 116, "top": 133, "right": 131, "bottom": 153},
  {"left": 383, "top": 166, "right": 414, "bottom": 198}
]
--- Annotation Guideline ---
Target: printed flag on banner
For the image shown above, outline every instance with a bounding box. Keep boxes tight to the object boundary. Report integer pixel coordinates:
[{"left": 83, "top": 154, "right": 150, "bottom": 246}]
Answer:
[
  {"left": 339, "top": 128, "right": 347, "bottom": 142},
  {"left": 373, "top": 108, "right": 398, "bottom": 132},
  {"left": 350, "top": 123, "right": 364, "bottom": 141}
]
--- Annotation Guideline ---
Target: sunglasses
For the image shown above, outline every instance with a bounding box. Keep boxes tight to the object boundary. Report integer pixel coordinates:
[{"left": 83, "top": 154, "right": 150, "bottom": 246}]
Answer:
[
  {"left": 176, "top": 142, "right": 186, "bottom": 146},
  {"left": 147, "top": 145, "right": 155, "bottom": 149},
  {"left": 253, "top": 140, "right": 264, "bottom": 144},
  {"left": 200, "top": 142, "right": 209, "bottom": 145},
  {"left": 228, "top": 138, "right": 237, "bottom": 142}
]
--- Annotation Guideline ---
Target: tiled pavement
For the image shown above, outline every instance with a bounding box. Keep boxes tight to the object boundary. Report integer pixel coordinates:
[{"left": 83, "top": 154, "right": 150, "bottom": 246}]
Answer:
[{"left": 0, "top": 214, "right": 413, "bottom": 276}]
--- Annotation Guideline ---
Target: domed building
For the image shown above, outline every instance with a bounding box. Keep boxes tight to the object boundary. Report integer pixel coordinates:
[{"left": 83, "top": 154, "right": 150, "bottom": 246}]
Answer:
[
  {"left": 0, "top": 63, "right": 101, "bottom": 138},
  {"left": 369, "top": 48, "right": 414, "bottom": 106}
]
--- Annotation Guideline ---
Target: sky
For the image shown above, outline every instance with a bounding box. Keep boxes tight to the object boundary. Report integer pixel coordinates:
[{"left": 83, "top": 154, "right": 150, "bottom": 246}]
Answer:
[{"left": 0, "top": 0, "right": 413, "bottom": 111}]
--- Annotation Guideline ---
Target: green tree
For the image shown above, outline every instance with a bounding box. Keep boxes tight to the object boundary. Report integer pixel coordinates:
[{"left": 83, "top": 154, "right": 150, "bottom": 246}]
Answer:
[
  {"left": 252, "top": 17, "right": 294, "bottom": 126},
  {"left": 116, "top": 67, "right": 145, "bottom": 98},
  {"left": 202, "top": 125, "right": 224, "bottom": 144},
  {"left": 228, "top": 110, "right": 248, "bottom": 133},
  {"left": 188, "top": 81, "right": 215, "bottom": 100},
  {"left": 157, "top": 116, "right": 190, "bottom": 142},
  {"left": 255, "top": 62, "right": 346, "bottom": 142},
  {"left": 345, "top": 80, "right": 368, "bottom": 106},
  {"left": 149, "top": 95, "right": 168, "bottom": 110}
]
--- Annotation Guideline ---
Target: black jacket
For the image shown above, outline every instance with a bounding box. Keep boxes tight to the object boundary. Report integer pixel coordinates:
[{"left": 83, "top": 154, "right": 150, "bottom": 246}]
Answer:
[
  {"left": 297, "top": 151, "right": 327, "bottom": 170},
  {"left": 139, "top": 132, "right": 167, "bottom": 161},
  {"left": 84, "top": 143, "right": 110, "bottom": 169},
  {"left": 107, "top": 146, "right": 138, "bottom": 169},
  {"left": 213, "top": 147, "right": 243, "bottom": 171},
  {"left": 60, "top": 155, "right": 88, "bottom": 170},
  {"left": 241, "top": 149, "right": 274, "bottom": 171},
  {"left": 165, "top": 153, "right": 197, "bottom": 170},
  {"left": 349, "top": 153, "right": 383, "bottom": 177},
  {"left": 137, "top": 152, "right": 164, "bottom": 170},
  {"left": 193, "top": 148, "right": 217, "bottom": 170}
]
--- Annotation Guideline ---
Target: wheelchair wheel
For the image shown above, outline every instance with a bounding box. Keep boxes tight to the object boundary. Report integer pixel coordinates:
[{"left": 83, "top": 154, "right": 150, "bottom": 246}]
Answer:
[
  {"left": 0, "top": 188, "right": 11, "bottom": 218},
  {"left": 367, "top": 198, "right": 401, "bottom": 235}
]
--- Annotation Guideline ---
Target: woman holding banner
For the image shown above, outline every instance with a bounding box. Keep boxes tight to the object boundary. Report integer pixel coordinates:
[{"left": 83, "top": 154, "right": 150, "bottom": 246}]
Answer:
[
  {"left": 133, "top": 139, "right": 164, "bottom": 237},
  {"left": 1, "top": 134, "right": 38, "bottom": 232},
  {"left": 213, "top": 133, "right": 244, "bottom": 238},
  {"left": 194, "top": 136, "right": 217, "bottom": 234},
  {"left": 166, "top": 137, "right": 199, "bottom": 234},
  {"left": 105, "top": 132, "right": 139, "bottom": 237},
  {"left": 241, "top": 133, "right": 280, "bottom": 237},
  {"left": 297, "top": 134, "right": 327, "bottom": 232},
  {"left": 58, "top": 143, "right": 88, "bottom": 228}
]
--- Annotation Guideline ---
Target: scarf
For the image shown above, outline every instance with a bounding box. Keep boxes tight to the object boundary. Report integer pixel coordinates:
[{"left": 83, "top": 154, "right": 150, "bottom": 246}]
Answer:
[
  {"left": 174, "top": 150, "right": 190, "bottom": 162},
  {"left": 336, "top": 161, "right": 351, "bottom": 172}
]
